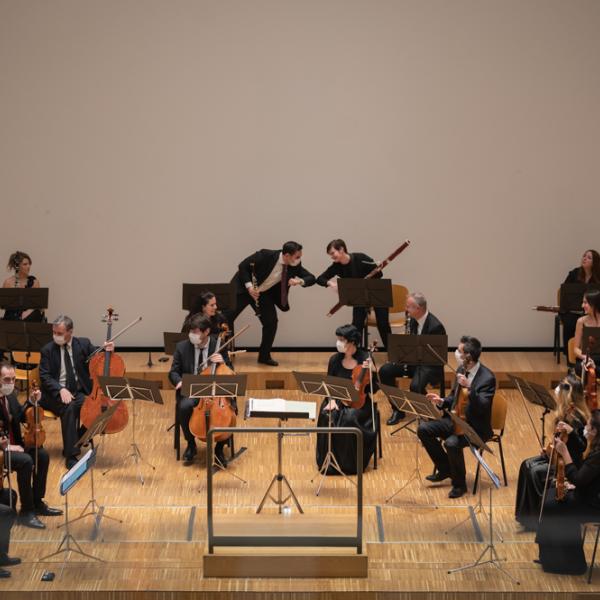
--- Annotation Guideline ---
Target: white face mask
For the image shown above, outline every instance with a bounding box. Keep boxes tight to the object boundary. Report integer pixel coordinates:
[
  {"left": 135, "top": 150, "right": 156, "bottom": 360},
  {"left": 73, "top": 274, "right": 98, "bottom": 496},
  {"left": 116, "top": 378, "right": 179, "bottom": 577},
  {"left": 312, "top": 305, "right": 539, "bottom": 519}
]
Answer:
[
  {"left": 454, "top": 349, "right": 463, "bottom": 366},
  {"left": 1, "top": 383, "right": 15, "bottom": 396},
  {"left": 290, "top": 258, "right": 301, "bottom": 267},
  {"left": 188, "top": 332, "right": 203, "bottom": 346},
  {"left": 554, "top": 385, "right": 561, "bottom": 397},
  {"left": 53, "top": 334, "right": 66, "bottom": 346},
  {"left": 336, "top": 340, "right": 347, "bottom": 353}
]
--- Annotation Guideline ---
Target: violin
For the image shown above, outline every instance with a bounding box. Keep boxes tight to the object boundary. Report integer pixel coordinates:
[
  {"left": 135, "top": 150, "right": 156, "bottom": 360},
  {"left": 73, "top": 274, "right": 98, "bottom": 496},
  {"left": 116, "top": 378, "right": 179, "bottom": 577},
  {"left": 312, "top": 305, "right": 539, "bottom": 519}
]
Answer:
[
  {"left": 23, "top": 381, "right": 45, "bottom": 449},
  {"left": 584, "top": 336, "right": 598, "bottom": 411},
  {"left": 80, "top": 307, "right": 129, "bottom": 434},
  {"left": 349, "top": 342, "right": 377, "bottom": 410}
]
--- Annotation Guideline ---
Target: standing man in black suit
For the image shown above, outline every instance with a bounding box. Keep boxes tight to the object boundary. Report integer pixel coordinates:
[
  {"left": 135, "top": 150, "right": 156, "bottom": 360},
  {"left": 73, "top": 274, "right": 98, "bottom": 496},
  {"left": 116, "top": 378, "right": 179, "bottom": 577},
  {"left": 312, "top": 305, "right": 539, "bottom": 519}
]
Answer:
[
  {"left": 317, "top": 239, "right": 391, "bottom": 348},
  {"left": 379, "top": 292, "right": 447, "bottom": 425},
  {"left": 0, "top": 362, "right": 62, "bottom": 529},
  {"left": 39, "top": 315, "right": 113, "bottom": 468},
  {"left": 169, "top": 314, "right": 233, "bottom": 465},
  {"left": 417, "top": 336, "right": 496, "bottom": 499},
  {"left": 227, "top": 241, "right": 315, "bottom": 366}
]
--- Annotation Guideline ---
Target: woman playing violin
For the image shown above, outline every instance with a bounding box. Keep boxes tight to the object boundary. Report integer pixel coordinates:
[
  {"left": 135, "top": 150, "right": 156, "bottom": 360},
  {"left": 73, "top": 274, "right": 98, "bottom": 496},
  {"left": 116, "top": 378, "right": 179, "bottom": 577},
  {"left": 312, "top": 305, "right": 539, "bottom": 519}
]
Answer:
[
  {"left": 573, "top": 289, "right": 600, "bottom": 376},
  {"left": 315, "top": 324, "right": 377, "bottom": 475}
]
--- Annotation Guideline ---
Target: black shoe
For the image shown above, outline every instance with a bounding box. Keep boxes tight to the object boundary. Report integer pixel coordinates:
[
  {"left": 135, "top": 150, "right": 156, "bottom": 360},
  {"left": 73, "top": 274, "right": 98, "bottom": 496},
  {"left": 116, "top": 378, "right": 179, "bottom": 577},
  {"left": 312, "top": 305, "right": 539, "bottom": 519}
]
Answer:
[
  {"left": 35, "top": 502, "right": 63, "bottom": 517},
  {"left": 386, "top": 410, "right": 405, "bottom": 426},
  {"left": 65, "top": 457, "right": 78, "bottom": 469},
  {"left": 19, "top": 512, "right": 46, "bottom": 529},
  {"left": 0, "top": 568, "right": 10, "bottom": 578},
  {"left": 183, "top": 443, "right": 197, "bottom": 463},
  {"left": 258, "top": 357, "right": 279, "bottom": 366},
  {"left": 425, "top": 471, "right": 450, "bottom": 483},
  {"left": 0, "top": 554, "right": 21, "bottom": 567},
  {"left": 448, "top": 486, "right": 467, "bottom": 499},
  {"left": 214, "top": 446, "right": 228, "bottom": 468}
]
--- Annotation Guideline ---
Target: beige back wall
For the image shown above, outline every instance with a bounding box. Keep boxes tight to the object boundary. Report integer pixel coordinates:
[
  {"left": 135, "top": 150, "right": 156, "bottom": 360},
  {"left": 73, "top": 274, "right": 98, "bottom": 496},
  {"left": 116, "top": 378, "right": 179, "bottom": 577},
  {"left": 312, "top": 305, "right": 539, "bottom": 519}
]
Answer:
[{"left": 1, "top": 0, "right": 599, "bottom": 348}]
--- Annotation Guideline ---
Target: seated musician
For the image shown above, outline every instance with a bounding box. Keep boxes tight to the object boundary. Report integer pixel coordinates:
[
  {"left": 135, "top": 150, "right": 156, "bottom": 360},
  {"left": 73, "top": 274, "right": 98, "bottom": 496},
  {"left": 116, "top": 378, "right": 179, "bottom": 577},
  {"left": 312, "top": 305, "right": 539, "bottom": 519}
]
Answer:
[
  {"left": 535, "top": 409, "right": 600, "bottom": 575},
  {"left": 573, "top": 289, "right": 600, "bottom": 377},
  {"left": 181, "top": 291, "right": 228, "bottom": 335},
  {"left": 316, "top": 240, "right": 391, "bottom": 348},
  {"left": 169, "top": 314, "right": 233, "bottom": 466},
  {"left": 379, "top": 292, "right": 446, "bottom": 425},
  {"left": 315, "top": 324, "right": 377, "bottom": 475},
  {"left": 0, "top": 482, "right": 18, "bottom": 578},
  {"left": 2, "top": 251, "right": 44, "bottom": 322},
  {"left": 515, "top": 373, "right": 589, "bottom": 531},
  {"left": 39, "top": 315, "right": 114, "bottom": 469},
  {"left": 417, "top": 336, "right": 495, "bottom": 499},
  {"left": 0, "top": 361, "right": 62, "bottom": 530},
  {"left": 561, "top": 249, "right": 600, "bottom": 359}
]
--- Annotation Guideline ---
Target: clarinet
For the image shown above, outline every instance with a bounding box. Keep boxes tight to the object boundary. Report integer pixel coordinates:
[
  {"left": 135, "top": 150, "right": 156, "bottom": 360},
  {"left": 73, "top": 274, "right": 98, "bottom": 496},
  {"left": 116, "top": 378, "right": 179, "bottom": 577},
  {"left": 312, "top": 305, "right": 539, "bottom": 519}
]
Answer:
[{"left": 250, "top": 262, "right": 261, "bottom": 317}]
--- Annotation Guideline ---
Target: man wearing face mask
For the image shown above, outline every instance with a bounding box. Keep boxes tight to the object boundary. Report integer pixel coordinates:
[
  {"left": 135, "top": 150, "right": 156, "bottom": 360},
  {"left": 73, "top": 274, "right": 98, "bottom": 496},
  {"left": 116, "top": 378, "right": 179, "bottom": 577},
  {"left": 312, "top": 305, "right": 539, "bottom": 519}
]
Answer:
[
  {"left": 226, "top": 241, "right": 316, "bottom": 367},
  {"left": 0, "top": 362, "right": 63, "bottom": 529},
  {"left": 39, "top": 315, "right": 114, "bottom": 469},
  {"left": 169, "top": 314, "right": 233, "bottom": 465},
  {"left": 379, "top": 292, "right": 447, "bottom": 425},
  {"left": 417, "top": 336, "right": 496, "bottom": 499}
]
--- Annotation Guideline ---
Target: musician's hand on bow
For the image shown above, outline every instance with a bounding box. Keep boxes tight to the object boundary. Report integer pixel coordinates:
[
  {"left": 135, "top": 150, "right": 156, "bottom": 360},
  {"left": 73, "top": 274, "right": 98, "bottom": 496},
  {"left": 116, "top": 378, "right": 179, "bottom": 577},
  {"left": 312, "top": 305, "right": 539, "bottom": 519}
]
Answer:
[
  {"left": 585, "top": 356, "right": 596, "bottom": 369},
  {"left": 457, "top": 373, "right": 470, "bottom": 388},
  {"left": 288, "top": 277, "right": 303, "bottom": 287},
  {"left": 426, "top": 392, "right": 441, "bottom": 405},
  {"left": 60, "top": 388, "right": 74, "bottom": 405},
  {"left": 362, "top": 359, "right": 372, "bottom": 371},
  {"left": 29, "top": 388, "right": 41, "bottom": 404},
  {"left": 104, "top": 341, "right": 115, "bottom": 353},
  {"left": 210, "top": 353, "right": 224, "bottom": 364},
  {"left": 554, "top": 437, "right": 568, "bottom": 457},
  {"left": 324, "top": 399, "right": 338, "bottom": 412},
  {"left": 8, "top": 444, "right": 24, "bottom": 453},
  {"left": 556, "top": 420, "right": 573, "bottom": 435}
]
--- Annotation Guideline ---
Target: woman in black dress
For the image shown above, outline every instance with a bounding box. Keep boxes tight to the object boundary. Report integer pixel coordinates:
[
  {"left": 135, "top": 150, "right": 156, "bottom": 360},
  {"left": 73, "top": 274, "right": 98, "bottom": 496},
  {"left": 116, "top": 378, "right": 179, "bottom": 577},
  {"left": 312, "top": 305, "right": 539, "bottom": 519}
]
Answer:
[
  {"left": 316, "top": 324, "right": 377, "bottom": 475},
  {"left": 181, "top": 291, "right": 228, "bottom": 335},
  {"left": 573, "top": 289, "right": 600, "bottom": 377},
  {"left": 515, "top": 374, "right": 589, "bottom": 531},
  {"left": 2, "top": 251, "right": 44, "bottom": 322},
  {"left": 535, "top": 409, "right": 600, "bottom": 575}
]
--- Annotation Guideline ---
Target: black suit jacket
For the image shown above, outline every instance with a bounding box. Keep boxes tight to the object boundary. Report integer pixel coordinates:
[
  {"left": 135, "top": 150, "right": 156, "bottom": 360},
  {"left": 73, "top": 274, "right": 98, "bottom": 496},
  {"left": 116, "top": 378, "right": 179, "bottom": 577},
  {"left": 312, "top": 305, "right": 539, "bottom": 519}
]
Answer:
[
  {"left": 39, "top": 337, "right": 96, "bottom": 400},
  {"left": 231, "top": 249, "right": 316, "bottom": 309},
  {"left": 0, "top": 393, "right": 26, "bottom": 447},
  {"left": 408, "top": 312, "right": 446, "bottom": 336},
  {"left": 169, "top": 335, "right": 232, "bottom": 400},
  {"left": 441, "top": 363, "right": 495, "bottom": 441}
]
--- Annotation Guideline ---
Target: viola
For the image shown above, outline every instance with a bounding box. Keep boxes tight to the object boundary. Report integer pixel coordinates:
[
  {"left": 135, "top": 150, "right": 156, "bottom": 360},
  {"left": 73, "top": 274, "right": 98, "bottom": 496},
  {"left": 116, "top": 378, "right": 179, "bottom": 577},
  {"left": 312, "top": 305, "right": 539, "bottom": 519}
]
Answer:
[
  {"left": 349, "top": 342, "right": 377, "bottom": 410},
  {"left": 80, "top": 307, "right": 129, "bottom": 434},
  {"left": 23, "top": 381, "right": 45, "bottom": 449},
  {"left": 584, "top": 336, "right": 598, "bottom": 411}
]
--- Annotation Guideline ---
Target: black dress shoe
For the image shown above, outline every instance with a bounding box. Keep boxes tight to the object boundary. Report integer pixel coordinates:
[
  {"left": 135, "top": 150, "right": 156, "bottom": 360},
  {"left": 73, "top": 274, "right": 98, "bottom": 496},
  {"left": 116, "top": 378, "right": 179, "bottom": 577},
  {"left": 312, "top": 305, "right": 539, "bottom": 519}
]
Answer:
[
  {"left": 65, "top": 457, "right": 78, "bottom": 469},
  {"left": 0, "top": 568, "right": 10, "bottom": 578},
  {"left": 35, "top": 502, "right": 63, "bottom": 517},
  {"left": 19, "top": 512, "right": 46, "bottom": 529},
  {"left": 425, "top": 471, "right": 450, "bottom": 483},
  {"left": 182, "top": 443, "right": 197, "bottom": 463},
  {"left": 386, "top": 410, "right": 405, "bottom": 426},
  {"left": 0, "top": 554, "right": 21, "bottom": 567},
  {"left": 257, "top": 357, "right": 279, "bottom": 367},
  {"left": 448, "top": 486, "right": 467, "bottom": 499}
]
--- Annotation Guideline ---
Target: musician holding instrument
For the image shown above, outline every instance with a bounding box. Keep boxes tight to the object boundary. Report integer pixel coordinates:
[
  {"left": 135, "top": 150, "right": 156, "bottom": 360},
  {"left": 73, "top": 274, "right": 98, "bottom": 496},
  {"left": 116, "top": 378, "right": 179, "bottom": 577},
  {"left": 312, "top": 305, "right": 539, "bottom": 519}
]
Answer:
[
  {"left": 418, "top": 336, "right": 495, "bottom": 499},
  {"left": 573, "top": 289, "right": 600, "bottom": 377},
  {"left": 181, "top": 290, "right": 228, "bottom": 335},
  {"left": 317, "top": 240, "right": 391, "bottom": 348},
  {"left": 2, "top": 250, "right": 44, "bottom": 322},
  {"left": 226, "top": 241, "right": 315, "bottom": 366},
  {"left": 0, "top": 361, "right": 62, "bottom": 530},
  {"left": 39, "top": 315, "right": 114, "bottom": 469},
  {"left": 379, "top": 292, "right": 446, "bottom": 425},
  {"left": 315, "top": 325, "right": 377, "bottom": 475},
  {"left": 535, "top": 409, "right": 600, "bottom": 575},
  {"left": 169, "top": 314, "right": 233, "bottom": 466}
]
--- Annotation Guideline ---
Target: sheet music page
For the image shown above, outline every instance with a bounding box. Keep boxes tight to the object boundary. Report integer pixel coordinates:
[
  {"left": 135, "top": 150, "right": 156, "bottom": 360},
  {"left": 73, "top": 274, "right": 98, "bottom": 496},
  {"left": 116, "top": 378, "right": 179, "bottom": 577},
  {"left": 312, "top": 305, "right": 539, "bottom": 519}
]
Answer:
[{"left": 247, "top": 398, "right": 316, "bottom": 419}]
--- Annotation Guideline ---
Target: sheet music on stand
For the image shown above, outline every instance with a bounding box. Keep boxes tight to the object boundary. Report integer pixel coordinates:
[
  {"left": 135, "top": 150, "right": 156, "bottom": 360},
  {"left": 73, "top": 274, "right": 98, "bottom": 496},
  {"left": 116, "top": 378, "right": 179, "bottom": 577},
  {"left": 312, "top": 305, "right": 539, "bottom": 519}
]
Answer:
[
  {"left": 378, "top": 384, "right": 440, "bottom": 421},
  {"left": 245, "top": 398, "right": 316, "bottom": 420}
]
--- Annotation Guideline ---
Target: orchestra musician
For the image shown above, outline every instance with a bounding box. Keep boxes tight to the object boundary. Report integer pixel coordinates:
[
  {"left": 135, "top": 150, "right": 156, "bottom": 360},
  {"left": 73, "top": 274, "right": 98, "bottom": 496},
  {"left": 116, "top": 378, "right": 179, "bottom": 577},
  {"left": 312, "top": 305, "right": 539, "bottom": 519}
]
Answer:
[
  {"left": 316, "top": 240, "right": 391, "bottom": 348},
  {"left": 515, "top": 373, "right": 589, "bottom": 531},
  {"left": 0, "top": 485, "right": 18, "bottom": 578},
  {"left": 535, "top": 409, "right": 600, "bottom": 575},
  {"left": 39, "top": 315, "right": 114, "bottom": 469},
  {"left": 181, "top": 291, "right": 228, "bottom": 335},
  {"left": 315, "top": 324, "right": 377, "bottom": 475},
  {"left": 418, "top": 336, "right": 495, "bottom": 498},
  {"left": 2, "top": 251, "right": 44, "bottom": 322},
  {"left": 561, "top": 249, "right": 600, "bottom": 360},
  {"left": 573, "top": 289, "right": 600, "bottom": 376},
  {"left": 0, "top": 361, "right": 62, "bottom": 530},
  {"left": 226, "top": 242, "right": 315, "bottom": 366},
  {"left": 169, "top": 314, "right": 234, "bottom": 466},
  {"left": 378, "top": 292, "right": 446, "bottom": 425}
]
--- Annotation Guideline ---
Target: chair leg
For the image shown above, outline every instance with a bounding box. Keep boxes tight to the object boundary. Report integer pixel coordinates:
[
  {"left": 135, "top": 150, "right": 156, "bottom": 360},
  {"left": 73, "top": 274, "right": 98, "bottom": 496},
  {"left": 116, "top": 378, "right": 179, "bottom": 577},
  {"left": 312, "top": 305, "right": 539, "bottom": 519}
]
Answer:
[
  {"left": 498, "top": 438, "right": 508, "bottom": 486},
  {"left": 588, "top": 527, "right": 600, "bottom": 584},
  {"left": 174, "top": 400, "right": 181, "bottom": 461},
  {"left": 377, "top": 407, "right": 383, "bottom": 459}
]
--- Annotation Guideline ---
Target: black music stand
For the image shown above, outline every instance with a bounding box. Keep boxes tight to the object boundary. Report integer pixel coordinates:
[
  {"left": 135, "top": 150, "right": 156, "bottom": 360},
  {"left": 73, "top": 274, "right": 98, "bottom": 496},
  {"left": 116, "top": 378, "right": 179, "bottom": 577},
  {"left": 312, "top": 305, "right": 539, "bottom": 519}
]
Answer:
[
  {"left": 294, "top": 371, "right": 360, "bottom": 496},
  {"left": 181, "top": 374, "right": 248, "bottom": 480},
  {"left": 337, "top": 278, "right": 393, "bottom": 347},
  {"left": 0, "top": 321, "right": 53, "bottom": 394},
  {"left": 559, "top": 283, "right": 600, "bottom": 315},
  {"left": 182, "top": 283, "right": 236, "bottom": 312},
  {"left": 98, "top": 377, "right": 163, "bottom": 485},
  {"left": 0, "top": 287, "right": 48, "bottom": 316},
  {"left": 160, "top": 331, "right": 187, "bottom": 364}
]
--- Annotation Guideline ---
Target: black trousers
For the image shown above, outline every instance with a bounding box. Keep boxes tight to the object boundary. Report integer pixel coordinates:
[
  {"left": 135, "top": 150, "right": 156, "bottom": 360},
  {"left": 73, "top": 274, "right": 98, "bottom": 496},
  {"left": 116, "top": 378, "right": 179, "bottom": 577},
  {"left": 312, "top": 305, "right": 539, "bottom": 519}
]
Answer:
[
  {"left": 40, "top": 391, "right": 85, "bottom": 460},
  {"left": 4, "top": 447, "right": 49, "bottom": 512},
  {"left": 352, "top": 307, "right": 391, "bottom": 348},
  {"left": 417, "top": 417, "right": 469, "bottom": 488},
  {"left": 379, "top": 362, "right": 444, "bottom": 397},
  {"left": 226, "top": 291, "right": 278, "bottom": 360},
  {"left": 178, "top": 396, "right": 236, "bottom": 450},
  {"left": 0, "top": 489, "right": 17, "bottom": 556}
]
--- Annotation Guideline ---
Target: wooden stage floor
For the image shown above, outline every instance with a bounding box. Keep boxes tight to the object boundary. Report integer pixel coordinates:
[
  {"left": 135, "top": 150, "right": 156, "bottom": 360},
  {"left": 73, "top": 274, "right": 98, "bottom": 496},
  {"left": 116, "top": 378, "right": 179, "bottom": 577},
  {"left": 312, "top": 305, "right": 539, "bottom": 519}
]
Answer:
[{"left": 2, "top": 350, "right": 598, "bottom": 599}]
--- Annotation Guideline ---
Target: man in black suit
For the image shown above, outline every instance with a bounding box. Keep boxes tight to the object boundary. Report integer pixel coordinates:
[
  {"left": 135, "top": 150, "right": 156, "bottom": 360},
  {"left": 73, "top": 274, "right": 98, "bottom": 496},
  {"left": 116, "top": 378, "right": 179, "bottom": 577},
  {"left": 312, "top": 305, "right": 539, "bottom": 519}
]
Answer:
[
  {"left": 417, "top": 336, "right": 495, "bottom": 499},
  {"left": 379, "top": 292, "right": 447, "bottom": 425},
  {"left": 169, "top": 314, "right": 233, "bottom": 465},
  {"left": 227, "top": 241, "right": 316, "bottom": 366},
  {"left": 0, "top": 362, "right": 63, "bottom": 529},
  {"left": 0, "top": 486, "right": 19, "bottom": 578},
  {"left": 317, "top": 239, "right": 391, "bottom": 348},
  {"left": 39, "top": 315, "right": 113, "bottom": 468}
]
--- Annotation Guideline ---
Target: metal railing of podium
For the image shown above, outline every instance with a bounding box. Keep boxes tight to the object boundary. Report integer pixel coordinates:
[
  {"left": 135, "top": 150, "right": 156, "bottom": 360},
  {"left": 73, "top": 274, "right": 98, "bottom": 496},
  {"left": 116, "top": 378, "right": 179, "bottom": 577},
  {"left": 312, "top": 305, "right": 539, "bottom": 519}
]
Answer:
[{"left": 206, "top": 426, "right": 363, "bottom": 554}]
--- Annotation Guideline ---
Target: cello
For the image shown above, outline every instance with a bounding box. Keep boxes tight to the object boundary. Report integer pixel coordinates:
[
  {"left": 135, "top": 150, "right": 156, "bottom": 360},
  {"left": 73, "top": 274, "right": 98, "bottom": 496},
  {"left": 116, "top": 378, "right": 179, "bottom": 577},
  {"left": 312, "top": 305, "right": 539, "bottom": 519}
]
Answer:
[{"left": 80, "top": 308, "right": 130, "bottom": 434}]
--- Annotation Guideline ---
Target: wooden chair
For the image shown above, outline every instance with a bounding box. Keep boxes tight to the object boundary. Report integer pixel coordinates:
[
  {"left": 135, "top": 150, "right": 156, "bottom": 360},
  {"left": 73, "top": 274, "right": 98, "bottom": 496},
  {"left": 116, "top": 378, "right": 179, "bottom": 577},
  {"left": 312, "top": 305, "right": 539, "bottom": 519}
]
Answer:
[
  {"left": 367, "top": 284, "right": 409, "bottom": 332},
  {"left": 11, "top": 351, "right": 41, "bottom": 391},
  {"left": 583, "top": 522, "right": 600, "bottom": 583},
  {"left": 568, "top": 337, "right": 576, "bottom": 365},
  {"left": 473, "top": 391, "right": 508, "bottom": 494}
]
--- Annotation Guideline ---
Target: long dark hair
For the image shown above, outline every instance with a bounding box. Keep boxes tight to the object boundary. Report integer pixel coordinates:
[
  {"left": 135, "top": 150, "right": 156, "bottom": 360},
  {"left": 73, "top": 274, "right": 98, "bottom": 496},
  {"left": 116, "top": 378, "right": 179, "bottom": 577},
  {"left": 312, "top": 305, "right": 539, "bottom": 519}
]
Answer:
[
  {"left": 579, "top": 249, "right": 600, "bottom": 283},
  {"left": 584, "top": 409, "right": 600, "bottom": 458},
  {"left": 584, "top": 290, "right": 600, "bottom": 318},
  {"left": 7, "top": 251, "right": 31, "bottom": 272}
]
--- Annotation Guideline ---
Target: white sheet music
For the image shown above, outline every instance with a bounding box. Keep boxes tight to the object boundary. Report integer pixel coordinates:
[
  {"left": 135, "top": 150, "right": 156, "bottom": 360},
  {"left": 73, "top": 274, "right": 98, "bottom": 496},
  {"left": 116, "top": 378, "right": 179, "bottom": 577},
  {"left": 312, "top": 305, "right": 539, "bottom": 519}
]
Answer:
[{"left": 247, "top": 398, "right": 316, "bottom": 420}]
